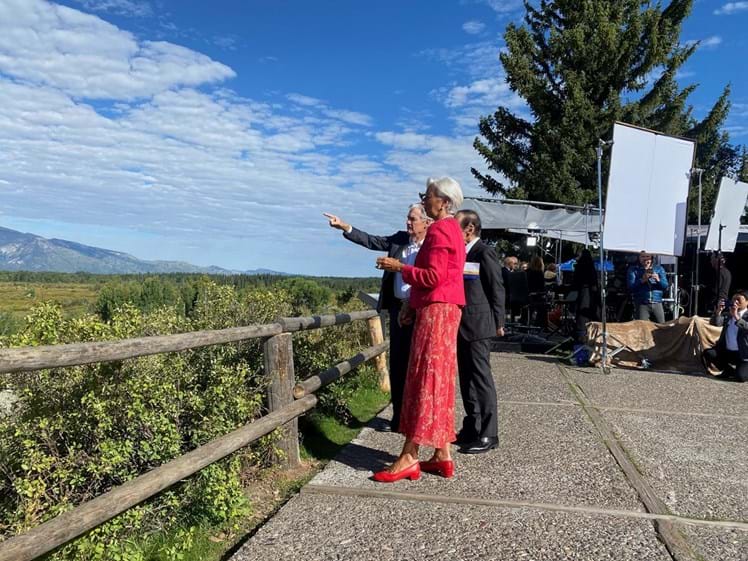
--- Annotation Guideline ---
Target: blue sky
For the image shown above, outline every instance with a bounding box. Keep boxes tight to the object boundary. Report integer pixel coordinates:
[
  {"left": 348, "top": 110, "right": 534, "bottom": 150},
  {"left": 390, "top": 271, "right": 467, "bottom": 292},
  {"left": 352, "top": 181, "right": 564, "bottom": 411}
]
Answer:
[{"left": 0, "top": 0, "right": 746, "bottom": 276}]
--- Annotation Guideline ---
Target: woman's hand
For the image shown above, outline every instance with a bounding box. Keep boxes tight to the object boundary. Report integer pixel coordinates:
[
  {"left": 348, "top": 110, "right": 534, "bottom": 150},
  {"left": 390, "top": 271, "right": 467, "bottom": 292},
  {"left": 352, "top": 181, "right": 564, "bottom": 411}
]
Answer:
[
  {"left": 398, "top": 301, "right": 415, "bottom": 326},
  {"left": 376, "top": 257, "right": 403, "bottom": 272}
]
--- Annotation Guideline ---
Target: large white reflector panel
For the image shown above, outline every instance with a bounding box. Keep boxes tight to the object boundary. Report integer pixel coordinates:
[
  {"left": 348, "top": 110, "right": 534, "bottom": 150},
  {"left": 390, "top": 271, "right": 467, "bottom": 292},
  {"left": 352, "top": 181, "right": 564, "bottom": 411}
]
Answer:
[
  {"left": 704, "top": 176, "right": 748, "bottom": 253},
  {"left": 604, "top": 123, "right": 695, "bottom": 256}
]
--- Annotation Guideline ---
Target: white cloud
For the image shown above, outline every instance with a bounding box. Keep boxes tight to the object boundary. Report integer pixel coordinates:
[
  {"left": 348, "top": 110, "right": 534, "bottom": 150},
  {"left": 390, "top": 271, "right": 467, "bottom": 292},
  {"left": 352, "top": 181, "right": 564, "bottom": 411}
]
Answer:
[
  {"left": 462, "top": 20, "right": 485, "bottom": 34},
  {"left": 714, "top": 2, "right": 748, "bottom": 15},
  {"left": 374, "top": 132, "right": 487, "bottom": 197},
  {"left": 481, "top": 0, "right": 524, "bottom": 15},
  {"left": 213, "top": 35, "right": 239, "bottom": 50},
  {"left": 725, "top": 125, "right": 748, "bottom": 138},
  {"left": 700, "top": 36, "right": 723, "bottom": 48},
  {"left": 287, "top": 93, "right": 373, "bottom": 126},
  {"left": 443, "top": 77, "right": 523, "bottom": 109},
  {"left": 0, "top": 0, "right": 234, "bottom": 100},
  {"left": 0, "top": 0, "right": 494, "bottom": 276},
  {"left": 732, "top": 103, "right": 748, "bottom": 118},
  {"left": 683, "top": 35, "right": 723, "bottom": 50},
  {"left": 419, "top": 40, "right": 505, "bottom": 80},
  {"left": 287, "top": 93, "right": 325, "bottom": 107},
  {"left": 72, "top": 0, "right": 152, "bottom": 17},
  {"left": 726, "top": 102, "right": 748, "bottom": 139}
]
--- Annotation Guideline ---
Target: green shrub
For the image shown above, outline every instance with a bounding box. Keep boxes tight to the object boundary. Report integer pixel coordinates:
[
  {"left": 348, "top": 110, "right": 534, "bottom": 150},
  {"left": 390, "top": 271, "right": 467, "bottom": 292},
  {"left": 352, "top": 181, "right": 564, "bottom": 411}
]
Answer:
[
  {"left": 0, "top": 284, "right": 290, "bottom": 559},
  {"left": 0, "top": 283, "right": 379, "bottom": 560}
]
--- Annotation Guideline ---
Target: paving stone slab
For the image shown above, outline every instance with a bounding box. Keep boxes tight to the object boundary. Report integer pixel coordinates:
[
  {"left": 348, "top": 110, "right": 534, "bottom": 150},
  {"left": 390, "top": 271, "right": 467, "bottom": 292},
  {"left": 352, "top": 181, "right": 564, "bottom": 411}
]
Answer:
[
  {"left": 601, "top": 409, "right": 748, "bottom": 522},
  {"left": 566, "top": 366, "right": 748, "bottom": 417},
  {"left": 233, "top": 493, "right": 671, "bottom": 561},
  {"left": 311, "top": 403, "right": 642, "bottom": 511},
  {"left": 681, "top": 525, "right": 748, "bottom": 561},
  {"left": 491, "top": 353, "right": 577, "bottom": 405}
]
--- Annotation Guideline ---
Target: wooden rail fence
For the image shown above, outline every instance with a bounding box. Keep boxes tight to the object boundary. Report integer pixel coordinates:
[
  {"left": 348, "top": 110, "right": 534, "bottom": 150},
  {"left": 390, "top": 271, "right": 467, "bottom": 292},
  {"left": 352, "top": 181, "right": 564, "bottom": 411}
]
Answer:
[{"left": 0, "top": 309, "right": 388, "bottom": 561}]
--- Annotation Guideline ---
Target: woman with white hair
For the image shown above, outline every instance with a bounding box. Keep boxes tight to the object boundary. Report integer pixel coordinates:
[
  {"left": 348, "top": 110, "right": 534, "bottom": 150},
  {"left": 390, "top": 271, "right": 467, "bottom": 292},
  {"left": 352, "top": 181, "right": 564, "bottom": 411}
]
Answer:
[{"left": 373, "top": 177, "right": 466, "bottom": 482}]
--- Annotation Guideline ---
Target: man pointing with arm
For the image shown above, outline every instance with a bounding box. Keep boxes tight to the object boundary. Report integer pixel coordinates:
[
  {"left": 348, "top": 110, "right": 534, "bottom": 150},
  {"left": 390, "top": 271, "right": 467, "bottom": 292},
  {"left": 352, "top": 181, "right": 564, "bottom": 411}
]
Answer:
[{"left": 324, "top": 205, "right": 431, "bottom": 432}]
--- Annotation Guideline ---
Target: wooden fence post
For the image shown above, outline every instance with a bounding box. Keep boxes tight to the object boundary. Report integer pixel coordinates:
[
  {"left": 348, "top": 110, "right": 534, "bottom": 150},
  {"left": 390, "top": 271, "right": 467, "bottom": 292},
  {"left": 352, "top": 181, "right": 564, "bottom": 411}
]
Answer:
[
  {"left": 264, "top": 333, "right": 300, "bottom": 468},
  {"left": 367, "top": 316, "right": 389, "bottom": 392}
]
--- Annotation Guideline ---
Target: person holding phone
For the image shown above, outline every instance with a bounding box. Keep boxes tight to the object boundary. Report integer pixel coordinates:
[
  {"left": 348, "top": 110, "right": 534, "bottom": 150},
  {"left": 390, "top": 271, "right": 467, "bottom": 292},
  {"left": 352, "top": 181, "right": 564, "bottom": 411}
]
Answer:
[
  {"left": 703, "top": 291, "right": 748, "bottom": 382},
  {"left": 627, "top": 251, "right": 668, "bottom": 323}
]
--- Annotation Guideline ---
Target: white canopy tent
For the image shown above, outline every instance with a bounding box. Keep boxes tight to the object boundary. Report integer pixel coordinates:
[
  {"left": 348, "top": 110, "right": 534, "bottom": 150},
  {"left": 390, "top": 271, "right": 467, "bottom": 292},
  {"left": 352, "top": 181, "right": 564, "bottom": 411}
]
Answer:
[{"left": 459, "top": 198, "right": 602, "bottom": 244}]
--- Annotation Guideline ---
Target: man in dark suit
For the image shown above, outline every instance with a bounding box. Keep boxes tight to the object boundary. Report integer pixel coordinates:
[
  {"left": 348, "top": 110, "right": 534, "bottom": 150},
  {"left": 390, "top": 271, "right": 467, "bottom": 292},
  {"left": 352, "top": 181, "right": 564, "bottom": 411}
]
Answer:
[
  {"left": 703, "top": 290, "right": 748, "bottom": 382},
  {"left": 454, "top": 210, "right": 505, "bottom": 454},
  {"left": 324, "top": 205, "right": 431, "bottom": 430}
]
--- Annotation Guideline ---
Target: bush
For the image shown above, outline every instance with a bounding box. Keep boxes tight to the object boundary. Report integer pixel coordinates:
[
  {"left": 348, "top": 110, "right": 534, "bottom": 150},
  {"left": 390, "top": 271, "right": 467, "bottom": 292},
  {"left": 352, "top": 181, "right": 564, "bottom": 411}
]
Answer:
[
  {"left": 0, "top": 284, "right": 291, "bottom": 560},
  {"left": 0, "top": 283, "right": 378, "bottom": 560},
  {"left": 278, "top": 278, "right": 332, "bottom": 315}
]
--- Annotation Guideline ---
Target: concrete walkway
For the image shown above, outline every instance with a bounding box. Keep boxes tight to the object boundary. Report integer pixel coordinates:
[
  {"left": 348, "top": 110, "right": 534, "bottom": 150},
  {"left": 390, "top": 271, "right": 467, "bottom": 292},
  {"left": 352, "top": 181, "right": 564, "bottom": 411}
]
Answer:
[{"left": 233, "top": 353, "right": 748, "bottom": 561}]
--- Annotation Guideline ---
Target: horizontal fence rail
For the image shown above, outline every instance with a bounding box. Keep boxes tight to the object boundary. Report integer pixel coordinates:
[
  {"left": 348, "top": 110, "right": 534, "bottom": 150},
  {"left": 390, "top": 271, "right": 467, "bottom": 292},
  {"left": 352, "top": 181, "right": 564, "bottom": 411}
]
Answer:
[
  {"left": 0, "top": 310, "right": 378, "bottom": 375},
  {"left": 278, "top": 310, "right": 378, "bottom": 333},
  {"left": 293, "top": 341, "right": 389, "bottom": 398},
  {"left": 0, "top": 308, "right": 386, "bottom": 561},
  {"left": 0, "top": 395, "right": 319, "bottom": 561}
]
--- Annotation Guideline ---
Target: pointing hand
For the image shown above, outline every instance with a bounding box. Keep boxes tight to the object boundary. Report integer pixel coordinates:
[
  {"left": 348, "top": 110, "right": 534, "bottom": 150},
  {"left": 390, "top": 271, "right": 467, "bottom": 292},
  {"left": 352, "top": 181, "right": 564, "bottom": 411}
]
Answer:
[{"left": 323, "top": 212, "right": 350, "bottom": 232}]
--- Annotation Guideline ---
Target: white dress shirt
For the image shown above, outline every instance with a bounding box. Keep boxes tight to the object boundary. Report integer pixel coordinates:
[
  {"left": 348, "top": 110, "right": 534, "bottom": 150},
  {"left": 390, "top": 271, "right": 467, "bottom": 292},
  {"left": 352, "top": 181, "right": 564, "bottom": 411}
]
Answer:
[
  {"left": 465, "top": 237, "right": 480, "bottom": 254},
  {"left": 394, "top": 239, "right": 422, "bottom": 300}
]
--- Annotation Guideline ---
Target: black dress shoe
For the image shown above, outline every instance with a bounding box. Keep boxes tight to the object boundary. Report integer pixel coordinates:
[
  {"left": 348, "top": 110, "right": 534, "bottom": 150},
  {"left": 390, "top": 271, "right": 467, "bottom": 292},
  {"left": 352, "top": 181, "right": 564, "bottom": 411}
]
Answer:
[
  {"left": 459, "top": 436, "right": 499, "bottom": 454},
  {"left": 453, "top": 432, "right": 475, "bottom": 446}
]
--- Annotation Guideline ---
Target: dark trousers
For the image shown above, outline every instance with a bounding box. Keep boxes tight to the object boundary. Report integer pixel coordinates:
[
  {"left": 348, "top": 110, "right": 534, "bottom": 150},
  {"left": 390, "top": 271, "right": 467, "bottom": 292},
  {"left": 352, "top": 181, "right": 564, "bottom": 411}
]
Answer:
[
  {"left": 703, "top": 347, "right": 748, "bottom": 382},
  {"left": 388, "top": 305, "right": 414, "bottom": 430},
  {"left": 457, "top": 336, "right": 498, "bottom": 440},
  {"left": 637, "top": 302, "right": 665, "bottom": 323}
]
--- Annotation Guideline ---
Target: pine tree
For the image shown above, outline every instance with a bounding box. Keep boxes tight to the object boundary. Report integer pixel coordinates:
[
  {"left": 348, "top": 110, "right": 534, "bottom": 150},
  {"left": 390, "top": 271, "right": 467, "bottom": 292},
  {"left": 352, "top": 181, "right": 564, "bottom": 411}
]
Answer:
[{"left": 473, "top": 0, "right": 734, "bottom": 222}]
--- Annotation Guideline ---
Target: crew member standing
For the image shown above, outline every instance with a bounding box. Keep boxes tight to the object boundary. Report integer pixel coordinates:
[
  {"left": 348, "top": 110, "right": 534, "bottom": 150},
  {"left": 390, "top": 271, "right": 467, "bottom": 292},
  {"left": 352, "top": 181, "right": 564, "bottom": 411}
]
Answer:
[
  {"left": 627, "top": 251, "right": 668, "bottom": 323},
  {"left": 454, "top": 210, "right": 505, "bottom": 454}
]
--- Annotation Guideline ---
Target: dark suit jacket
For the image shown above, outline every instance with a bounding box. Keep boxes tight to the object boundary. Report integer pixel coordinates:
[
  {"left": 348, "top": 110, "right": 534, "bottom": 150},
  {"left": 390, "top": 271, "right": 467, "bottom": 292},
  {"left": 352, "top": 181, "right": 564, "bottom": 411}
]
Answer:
[
  {"left": 501, "top": 266, "right": 511, "bottom": 307},
  {"left": 459, "top": 240, "right": 506, "bottom": 341},
  {"left": 344, "top": 227, "right": 410, "bottom": 312},
  {"left": 711, "top": 309, "right": 748, "bottom": 361}
]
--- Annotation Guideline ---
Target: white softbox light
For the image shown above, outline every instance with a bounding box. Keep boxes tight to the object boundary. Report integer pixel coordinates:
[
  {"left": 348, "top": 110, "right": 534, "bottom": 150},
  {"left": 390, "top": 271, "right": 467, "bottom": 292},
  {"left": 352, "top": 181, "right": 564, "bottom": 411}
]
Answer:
[
  {"left": 604, "top": 122, "right": 695, "bottom": 256},
  {"left": 704, "top": 176, "right": 748, "bottom": 253}
]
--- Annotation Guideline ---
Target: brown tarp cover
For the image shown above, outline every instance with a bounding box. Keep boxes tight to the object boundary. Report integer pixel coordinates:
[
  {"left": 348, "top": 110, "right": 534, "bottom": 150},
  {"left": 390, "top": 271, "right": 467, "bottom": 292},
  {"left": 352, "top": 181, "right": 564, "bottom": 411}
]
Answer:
[{"left": 586, "top": 316, "right": 721, "bottom": 374}]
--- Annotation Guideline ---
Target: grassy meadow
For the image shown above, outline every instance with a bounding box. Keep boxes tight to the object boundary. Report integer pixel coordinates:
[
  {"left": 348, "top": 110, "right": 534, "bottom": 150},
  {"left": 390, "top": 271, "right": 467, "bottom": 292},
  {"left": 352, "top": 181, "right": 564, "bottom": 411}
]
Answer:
[{"left": 0, "top": 282, "right": 98, "bottom": 316}]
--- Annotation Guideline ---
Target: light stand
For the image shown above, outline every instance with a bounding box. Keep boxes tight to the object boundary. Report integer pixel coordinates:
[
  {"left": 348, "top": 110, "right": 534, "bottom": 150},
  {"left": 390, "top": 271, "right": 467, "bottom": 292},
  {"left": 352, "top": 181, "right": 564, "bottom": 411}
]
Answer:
[
  {"left": 715, "top": 223, "right": 726, "bottom": 307},
  {"left": 693, "top": 168, "right": 704, "bottom": 316},
  {"left": 597, "top": 139, "right": 613, "bottom": 373}
]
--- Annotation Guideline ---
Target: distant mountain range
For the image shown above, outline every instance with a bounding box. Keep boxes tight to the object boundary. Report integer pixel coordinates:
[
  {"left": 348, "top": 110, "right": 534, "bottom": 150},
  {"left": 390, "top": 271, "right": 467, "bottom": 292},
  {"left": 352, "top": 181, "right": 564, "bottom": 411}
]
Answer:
[{"left": 0, "top": 227, "right": 287, "bottom": 275}]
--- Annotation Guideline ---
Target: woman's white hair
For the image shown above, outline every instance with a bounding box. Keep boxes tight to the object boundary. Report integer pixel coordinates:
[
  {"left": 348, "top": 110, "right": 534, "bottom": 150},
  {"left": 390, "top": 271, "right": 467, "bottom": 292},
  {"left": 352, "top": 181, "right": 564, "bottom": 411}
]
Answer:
[{"left": 427, "top": 176, "right": 464, "bottom": 215}]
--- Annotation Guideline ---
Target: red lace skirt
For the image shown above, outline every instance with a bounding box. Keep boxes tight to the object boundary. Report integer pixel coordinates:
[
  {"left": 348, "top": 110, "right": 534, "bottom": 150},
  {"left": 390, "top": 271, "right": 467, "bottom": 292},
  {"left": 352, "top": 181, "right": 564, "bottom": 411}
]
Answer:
[{"left": 399, "top": 302, "right": 461, "bottom": 448}]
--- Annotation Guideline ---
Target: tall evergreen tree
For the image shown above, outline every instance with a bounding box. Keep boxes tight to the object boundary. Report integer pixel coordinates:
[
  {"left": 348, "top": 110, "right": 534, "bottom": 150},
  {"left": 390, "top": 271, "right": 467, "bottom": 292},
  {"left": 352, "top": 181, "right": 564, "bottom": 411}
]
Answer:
[{"left": 473, "top": 0, "right": 734, "bottom": 222}]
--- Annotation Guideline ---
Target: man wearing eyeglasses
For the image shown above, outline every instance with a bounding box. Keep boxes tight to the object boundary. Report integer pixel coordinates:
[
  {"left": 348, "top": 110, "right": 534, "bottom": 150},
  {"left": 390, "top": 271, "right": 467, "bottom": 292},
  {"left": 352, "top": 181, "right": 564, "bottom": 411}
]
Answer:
[{"left": 324, "top": 205, "right": 432, "bottom": 432}]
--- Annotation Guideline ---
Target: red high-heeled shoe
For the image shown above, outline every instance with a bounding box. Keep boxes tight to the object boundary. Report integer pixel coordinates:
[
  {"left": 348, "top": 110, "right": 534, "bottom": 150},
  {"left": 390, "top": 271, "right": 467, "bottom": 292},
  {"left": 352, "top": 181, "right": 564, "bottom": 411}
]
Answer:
[
  {"left": 419, "top": 459, "right": 454, "bottom": 478},
  {"left": 372, "top": 462, "right": 421, "bottom": 483}
]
